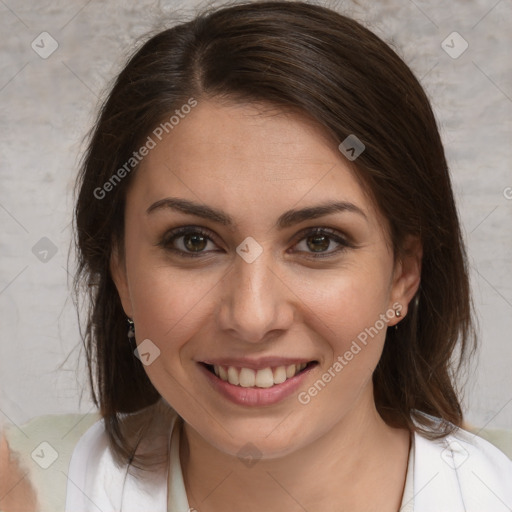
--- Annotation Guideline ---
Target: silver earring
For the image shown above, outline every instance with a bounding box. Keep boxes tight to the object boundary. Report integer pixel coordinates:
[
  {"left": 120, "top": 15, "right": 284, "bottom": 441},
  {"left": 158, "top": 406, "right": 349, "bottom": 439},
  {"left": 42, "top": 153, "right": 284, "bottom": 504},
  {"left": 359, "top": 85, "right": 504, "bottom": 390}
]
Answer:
[{"left": 127, "top": 318, "right": 135, "bottom": 344}]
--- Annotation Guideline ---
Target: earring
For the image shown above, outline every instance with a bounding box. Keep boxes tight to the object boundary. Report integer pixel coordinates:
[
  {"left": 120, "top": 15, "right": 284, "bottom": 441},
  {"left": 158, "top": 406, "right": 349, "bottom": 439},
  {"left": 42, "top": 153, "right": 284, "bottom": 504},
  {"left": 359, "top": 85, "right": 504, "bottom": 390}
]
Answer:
[
  {"left": 127, "top": 318, "right": 135, "bottom": 344},
  {"left": 394, "top": 307, "right": 401, "bottom": 330}
]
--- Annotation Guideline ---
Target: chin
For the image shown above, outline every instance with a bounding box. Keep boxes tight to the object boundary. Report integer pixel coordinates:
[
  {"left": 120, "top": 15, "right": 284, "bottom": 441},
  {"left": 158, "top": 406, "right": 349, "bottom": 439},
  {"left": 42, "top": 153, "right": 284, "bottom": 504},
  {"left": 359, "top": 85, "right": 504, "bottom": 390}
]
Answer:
[{"left": 198, "top": 418, "right": 313, "bottom": 461}]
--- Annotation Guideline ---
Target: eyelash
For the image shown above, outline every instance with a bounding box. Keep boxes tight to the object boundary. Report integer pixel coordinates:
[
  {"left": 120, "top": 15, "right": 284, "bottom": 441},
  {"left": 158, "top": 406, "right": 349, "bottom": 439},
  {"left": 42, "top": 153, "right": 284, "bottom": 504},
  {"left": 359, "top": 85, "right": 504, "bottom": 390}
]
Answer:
[{"left": 158, "top": 225, "right": 354, "bottom": 259}]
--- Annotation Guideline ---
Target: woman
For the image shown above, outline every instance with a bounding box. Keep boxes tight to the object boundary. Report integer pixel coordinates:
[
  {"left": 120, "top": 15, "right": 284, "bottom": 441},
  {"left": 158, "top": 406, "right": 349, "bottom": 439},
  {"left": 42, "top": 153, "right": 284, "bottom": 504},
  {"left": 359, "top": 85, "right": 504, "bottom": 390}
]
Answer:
[{"left": 2, "top": 1, "right": 511, "bottom": 511}]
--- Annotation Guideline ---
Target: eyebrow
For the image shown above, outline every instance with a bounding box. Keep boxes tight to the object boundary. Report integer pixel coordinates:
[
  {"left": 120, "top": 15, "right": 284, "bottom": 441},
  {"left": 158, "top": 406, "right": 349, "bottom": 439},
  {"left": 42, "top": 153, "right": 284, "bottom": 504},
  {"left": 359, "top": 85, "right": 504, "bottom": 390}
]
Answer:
[{"left": 146, "top": 196, "right": 367, "bottom": 229}]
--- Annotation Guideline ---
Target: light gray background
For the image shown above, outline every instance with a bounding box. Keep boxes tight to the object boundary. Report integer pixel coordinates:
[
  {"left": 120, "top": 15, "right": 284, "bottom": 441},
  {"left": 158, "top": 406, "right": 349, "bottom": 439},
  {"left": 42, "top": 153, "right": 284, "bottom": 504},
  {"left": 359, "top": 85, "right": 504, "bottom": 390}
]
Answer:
[{"left": 1, "top": 0, "right": 511, "bottom": 431}]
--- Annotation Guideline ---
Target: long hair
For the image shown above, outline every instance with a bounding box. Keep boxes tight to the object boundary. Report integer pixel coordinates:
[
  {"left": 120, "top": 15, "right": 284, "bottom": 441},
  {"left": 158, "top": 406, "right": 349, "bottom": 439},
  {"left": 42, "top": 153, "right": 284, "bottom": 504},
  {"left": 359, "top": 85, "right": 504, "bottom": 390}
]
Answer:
[{"left": 74, "top": 0, "right": 476, "bottom": 468}]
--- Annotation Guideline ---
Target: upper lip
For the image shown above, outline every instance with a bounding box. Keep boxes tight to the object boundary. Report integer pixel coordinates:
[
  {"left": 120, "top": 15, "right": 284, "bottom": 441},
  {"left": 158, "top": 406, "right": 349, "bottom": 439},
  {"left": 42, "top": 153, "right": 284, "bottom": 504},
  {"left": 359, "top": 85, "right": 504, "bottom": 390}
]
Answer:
[{"left": 199, "top": 357, "right": 316, "bottom": 370}]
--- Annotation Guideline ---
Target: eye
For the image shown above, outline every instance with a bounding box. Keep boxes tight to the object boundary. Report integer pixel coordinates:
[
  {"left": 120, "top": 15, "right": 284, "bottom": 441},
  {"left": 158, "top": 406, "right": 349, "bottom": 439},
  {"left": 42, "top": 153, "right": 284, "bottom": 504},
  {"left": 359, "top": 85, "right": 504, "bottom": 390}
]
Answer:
[
  {"left": 159, "top": 226, "right": 220, "bottom": 258},
  {"left": 159, "top": 225, "right": 353, "bottom": 259},
  {"left": 291, "top": 227, "right": 352, "bottom": 258}
]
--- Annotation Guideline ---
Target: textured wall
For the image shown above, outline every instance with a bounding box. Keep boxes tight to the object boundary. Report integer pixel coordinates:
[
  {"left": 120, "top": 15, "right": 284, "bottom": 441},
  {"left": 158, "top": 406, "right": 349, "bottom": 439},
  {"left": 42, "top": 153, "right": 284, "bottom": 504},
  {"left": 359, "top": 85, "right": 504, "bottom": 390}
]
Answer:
[{"left": 1, "top": 0, "right": 511, "bottom": 431}]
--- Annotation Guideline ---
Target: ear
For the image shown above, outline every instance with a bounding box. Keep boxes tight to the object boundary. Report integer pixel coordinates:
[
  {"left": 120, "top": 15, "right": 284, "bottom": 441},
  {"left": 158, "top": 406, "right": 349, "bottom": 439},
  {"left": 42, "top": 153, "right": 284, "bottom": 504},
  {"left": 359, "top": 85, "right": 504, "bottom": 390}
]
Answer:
[
  {"left": 388, "top": 235, "right": 422, "bottom": 326},
  {"left": 110, "top": 242, "right": 134, "bottom": 319}
]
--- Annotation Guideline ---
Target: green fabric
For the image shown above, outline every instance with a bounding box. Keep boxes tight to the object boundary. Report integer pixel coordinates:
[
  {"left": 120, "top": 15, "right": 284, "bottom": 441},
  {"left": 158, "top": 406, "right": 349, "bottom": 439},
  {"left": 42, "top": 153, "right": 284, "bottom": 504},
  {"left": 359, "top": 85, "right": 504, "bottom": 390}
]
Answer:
[
  {"left": 1, "top": 412, "right": 101, "bottom": 512},
  {"left": 468, "top": 426, "right": 512, "bottom": 460}
]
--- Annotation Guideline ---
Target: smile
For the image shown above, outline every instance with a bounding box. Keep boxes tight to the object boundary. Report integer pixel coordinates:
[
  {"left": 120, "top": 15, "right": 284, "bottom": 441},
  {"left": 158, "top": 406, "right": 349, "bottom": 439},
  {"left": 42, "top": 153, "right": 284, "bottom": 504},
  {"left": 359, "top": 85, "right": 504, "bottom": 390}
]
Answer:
[
  {"left": 198, "top": 359, "right": 318, "bottom": 406},
  {"left": 205, "top": 362, "right": 314, "bottom": 388}
]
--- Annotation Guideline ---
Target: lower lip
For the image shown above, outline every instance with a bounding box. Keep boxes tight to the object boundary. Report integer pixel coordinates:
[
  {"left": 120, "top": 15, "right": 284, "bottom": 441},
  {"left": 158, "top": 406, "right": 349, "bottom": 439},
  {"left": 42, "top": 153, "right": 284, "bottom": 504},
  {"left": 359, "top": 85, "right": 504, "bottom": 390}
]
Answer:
[{"left": 198, "top": 363, "right": 316, "bottom": 406}]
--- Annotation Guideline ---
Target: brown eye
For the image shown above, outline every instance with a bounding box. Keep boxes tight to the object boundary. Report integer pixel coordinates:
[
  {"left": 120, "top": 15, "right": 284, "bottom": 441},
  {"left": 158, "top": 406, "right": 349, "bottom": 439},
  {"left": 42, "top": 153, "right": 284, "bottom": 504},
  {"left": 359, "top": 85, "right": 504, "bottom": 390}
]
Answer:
[
  {"left": 183, "top": 233, "right": 208, "bottom": 252},
  {"left": 293, "top": 227, "right": 352, "bottom": 258},
  {"left": 306, "top": 234, "right": 330, "bottom": 252},
  {"left": 159, "top": 227, "right": 219, "bottom": 258}
]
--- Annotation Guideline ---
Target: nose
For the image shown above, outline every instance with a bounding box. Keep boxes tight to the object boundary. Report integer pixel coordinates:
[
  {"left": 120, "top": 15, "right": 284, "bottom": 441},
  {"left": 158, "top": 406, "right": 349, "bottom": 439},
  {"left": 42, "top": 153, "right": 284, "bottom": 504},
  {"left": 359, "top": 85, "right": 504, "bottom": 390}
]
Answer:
[{"left": 216, "top": 246, "right": 296, "bottom": 344}]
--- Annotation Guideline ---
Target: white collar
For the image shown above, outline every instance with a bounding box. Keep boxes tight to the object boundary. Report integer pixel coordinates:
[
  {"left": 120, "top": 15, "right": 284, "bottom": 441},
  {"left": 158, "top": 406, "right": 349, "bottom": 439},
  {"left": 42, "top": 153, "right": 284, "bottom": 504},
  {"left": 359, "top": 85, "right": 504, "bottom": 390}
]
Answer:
[{"left": 66, "top": 410, "right": 512, "bottom": 511}]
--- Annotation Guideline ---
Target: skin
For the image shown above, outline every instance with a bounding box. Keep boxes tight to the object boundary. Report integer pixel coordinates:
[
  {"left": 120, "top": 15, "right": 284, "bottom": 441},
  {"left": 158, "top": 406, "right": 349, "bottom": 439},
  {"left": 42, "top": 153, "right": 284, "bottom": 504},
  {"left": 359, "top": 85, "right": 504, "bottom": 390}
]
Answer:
[
  {"left": 111, "top": 99, "right": 422, "bottom": 512},
  {"left": 0, "top": 432, "right": 38, "bottom": 511}
]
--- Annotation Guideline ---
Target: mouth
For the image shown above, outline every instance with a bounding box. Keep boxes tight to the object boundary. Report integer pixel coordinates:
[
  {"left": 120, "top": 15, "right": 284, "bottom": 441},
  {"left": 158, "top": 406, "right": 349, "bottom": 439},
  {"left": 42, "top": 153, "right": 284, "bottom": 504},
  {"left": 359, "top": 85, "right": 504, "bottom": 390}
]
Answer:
[{"left": 200, "top": 361, "right": 318, "bottom": 389}]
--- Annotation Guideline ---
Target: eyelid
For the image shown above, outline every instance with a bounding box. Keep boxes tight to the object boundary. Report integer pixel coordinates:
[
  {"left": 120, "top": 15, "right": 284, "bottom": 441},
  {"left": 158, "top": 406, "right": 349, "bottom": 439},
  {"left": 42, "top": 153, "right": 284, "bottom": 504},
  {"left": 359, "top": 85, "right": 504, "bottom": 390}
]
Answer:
[
  {"left": 160, "top": 225, "right": 218, "bottom": 242},
  {"left": 290, "top": 226, "right": 355, "bottom": 246}
]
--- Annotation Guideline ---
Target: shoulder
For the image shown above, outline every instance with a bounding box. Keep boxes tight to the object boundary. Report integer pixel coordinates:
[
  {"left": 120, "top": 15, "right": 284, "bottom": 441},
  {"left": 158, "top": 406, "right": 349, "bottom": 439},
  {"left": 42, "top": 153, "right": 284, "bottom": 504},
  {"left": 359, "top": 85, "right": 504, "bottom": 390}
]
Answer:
[
  {"left": 413, "top": 422, "right": 512, "bottom": 511},
  {"left": 67, "top": 399, "right": 179, "bottom": 471},
  {"left": 0, "top": 410, "right": 101, "bottom": 512},
  {"left": 66, "top": 399, "right": 179, "bottom": 512}
]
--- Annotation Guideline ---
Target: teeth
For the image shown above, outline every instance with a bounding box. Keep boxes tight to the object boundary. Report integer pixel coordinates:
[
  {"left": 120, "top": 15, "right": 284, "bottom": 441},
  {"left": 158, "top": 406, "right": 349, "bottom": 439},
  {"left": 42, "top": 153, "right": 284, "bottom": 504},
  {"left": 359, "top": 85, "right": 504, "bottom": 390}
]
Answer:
[
  {"left": 239, "top": 368, "right": 255, "bottom": 387},
  {"left": 255, "top": 368, "right": 274, "bottom": 388},
  {"left": 218, "top": 366, "right": 228, "bottom": 381},
  {"left": 227, "top": 366, "right": 239, "bottom": 386},
  {"left": 212, "top": 362, "right": 310, "bottom": 388},
  {"left": 273, "top": 366, "right": 287, "bottom": 384}
]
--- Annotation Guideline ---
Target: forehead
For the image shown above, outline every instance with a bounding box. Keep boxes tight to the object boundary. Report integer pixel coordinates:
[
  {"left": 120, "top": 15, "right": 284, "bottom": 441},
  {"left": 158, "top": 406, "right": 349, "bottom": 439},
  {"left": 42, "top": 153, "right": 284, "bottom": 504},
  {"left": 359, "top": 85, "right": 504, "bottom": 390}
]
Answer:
[{"left": 129, "top": 99, "right": 379, "bottom": 228}]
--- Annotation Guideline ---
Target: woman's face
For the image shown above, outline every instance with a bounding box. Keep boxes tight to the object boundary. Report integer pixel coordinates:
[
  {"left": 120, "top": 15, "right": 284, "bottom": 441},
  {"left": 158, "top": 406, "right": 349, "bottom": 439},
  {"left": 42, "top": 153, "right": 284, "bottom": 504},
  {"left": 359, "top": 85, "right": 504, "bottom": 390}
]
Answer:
[{"left": 112, "top": 99, "right": 421, "bottom": 458}]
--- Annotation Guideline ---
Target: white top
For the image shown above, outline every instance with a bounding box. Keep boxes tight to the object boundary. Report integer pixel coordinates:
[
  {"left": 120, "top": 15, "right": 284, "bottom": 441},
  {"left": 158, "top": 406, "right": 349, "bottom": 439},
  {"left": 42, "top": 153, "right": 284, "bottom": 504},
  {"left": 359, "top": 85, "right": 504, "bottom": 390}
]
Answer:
[
  {"left": 63, "top": 410, "right": 416, "bottom": 512},
  {"left": 63, "top": 407, "right": 512, "bottom": 511},
  {"left": 4, "top": 407, "right": 510, "bottom": 511},
  {"left": 164, "top": 416, "right": 415, "bottom": 511}
]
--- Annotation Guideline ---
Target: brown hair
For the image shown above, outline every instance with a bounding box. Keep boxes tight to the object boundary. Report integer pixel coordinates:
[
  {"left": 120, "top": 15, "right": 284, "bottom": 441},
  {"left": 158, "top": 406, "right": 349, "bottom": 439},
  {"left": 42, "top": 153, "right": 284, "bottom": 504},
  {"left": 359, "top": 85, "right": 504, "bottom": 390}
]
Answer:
[{"left": 74, "top": 0, "right": 476, "bottom": 468}]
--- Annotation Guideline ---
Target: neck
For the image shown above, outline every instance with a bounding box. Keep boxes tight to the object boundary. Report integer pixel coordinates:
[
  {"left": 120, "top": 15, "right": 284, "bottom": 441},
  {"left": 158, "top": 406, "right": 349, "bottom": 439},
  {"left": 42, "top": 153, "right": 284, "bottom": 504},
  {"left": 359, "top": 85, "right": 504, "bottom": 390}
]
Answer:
[{"left": 179, "top": 388, "right": 410, "bottom": 512}]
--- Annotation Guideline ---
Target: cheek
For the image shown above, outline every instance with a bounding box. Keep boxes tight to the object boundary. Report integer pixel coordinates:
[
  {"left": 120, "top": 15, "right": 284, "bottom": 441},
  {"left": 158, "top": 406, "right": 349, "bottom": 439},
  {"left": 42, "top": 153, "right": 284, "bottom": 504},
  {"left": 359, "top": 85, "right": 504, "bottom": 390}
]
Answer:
[
  {"left": 124, "top": 257, "right": 221, "bottom": 411},
  {"left": 293, "top": 259, "right": 392, "bottom": 349},
  {"left": 124, "top": 246, "right": 223, "bottom": 360},
  {"left": 291, "top": 266, "right": 393, "bottom": 417}
]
